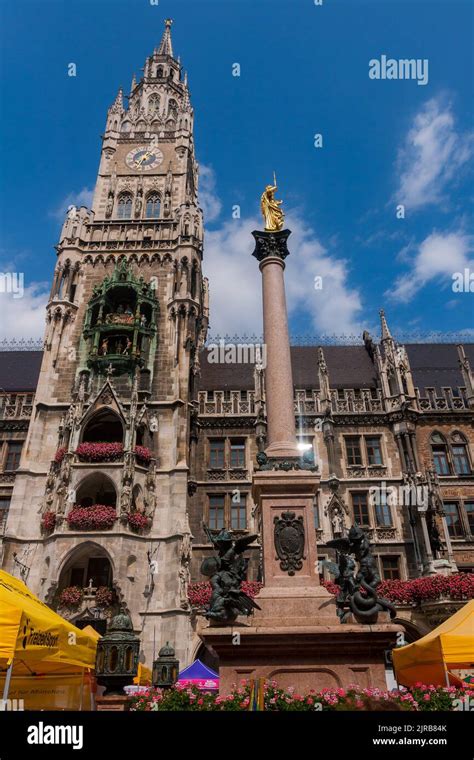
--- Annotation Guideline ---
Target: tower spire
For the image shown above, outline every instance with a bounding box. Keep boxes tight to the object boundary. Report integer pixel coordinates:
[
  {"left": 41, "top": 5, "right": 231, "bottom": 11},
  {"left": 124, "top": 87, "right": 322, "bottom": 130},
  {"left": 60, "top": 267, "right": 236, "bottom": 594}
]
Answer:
[
  {"left": 158, "top": 18, "right": 174, "bottom": 57},
  {"left": 379, "top": 309, "right": 393, "bottom": 341}
]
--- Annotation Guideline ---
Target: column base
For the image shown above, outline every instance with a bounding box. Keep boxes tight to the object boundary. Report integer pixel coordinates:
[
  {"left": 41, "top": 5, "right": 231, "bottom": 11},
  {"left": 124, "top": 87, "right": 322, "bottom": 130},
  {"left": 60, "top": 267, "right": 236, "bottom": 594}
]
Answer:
[
  {"left": 199, "top": 618, "right": 402, "bottom": 694},
  {"left": 264, "top": 441, "right": 301, "bottom": 459},
  {"left": 95, "top": 695, "right": 131, "bottom": 711},
  {"left": 423, "top": 558, "right": 458, "bottom": 576}
]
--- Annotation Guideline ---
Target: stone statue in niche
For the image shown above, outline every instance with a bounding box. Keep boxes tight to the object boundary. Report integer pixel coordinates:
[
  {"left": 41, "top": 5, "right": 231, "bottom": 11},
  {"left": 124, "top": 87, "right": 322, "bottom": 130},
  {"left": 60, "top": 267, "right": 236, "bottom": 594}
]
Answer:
[
  {"left": 106, "top": 195, "right": 114, "bottom": 218},
  {"left": 179, "top": 559, "right": 191, "bottom": 610},
  {"left": 428, "top": 514, "right": 443, "bottom": 557},
  {"left": 134, "top": 489, "right": 145, "bottom": 514},
  {"left": 120, "top": 483, "right": 132, "bottom": 514},
  {"left": 134, "top": 193, "right": 142, "bottom": 218},
  {"left": 331, "top": 506, "right": 345, "bottom": 536}
]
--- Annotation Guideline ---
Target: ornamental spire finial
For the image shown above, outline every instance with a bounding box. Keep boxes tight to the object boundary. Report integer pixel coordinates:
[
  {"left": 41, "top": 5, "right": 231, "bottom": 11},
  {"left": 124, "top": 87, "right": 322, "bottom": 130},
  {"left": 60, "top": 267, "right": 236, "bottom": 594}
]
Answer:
[
  {"left": 158, "top": 18, "right": 174, "bottom": 57},
  {"left": 379, "top": 309, "right": 393, "bottom": 341}
]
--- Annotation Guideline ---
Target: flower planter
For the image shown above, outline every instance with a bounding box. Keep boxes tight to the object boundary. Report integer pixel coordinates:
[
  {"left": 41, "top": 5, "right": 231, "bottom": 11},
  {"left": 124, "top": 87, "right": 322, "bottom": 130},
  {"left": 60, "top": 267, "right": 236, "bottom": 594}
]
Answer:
[
  {"left": 134, "top": 446, "right": 152, "bottom": 466},
  {"left": 319, "top": 574, "right": 474, "bottom": 606},
  {"left": 67, "top": 504, "right": 117, "bottom": 530},
  {"left": 54, "top": 447, "right": 67, "bottom": 464},
  {"left": 58, "top": 586, "right": 84, "bottom": 609},
  {"left": 188, "top": 581, "right": 262, "bottom": 609},
  {"left": 75, "top": 442, "right": 124, "bottom": 463},
  {"left": 127, "top": 512, "right": 152, "bottom": 532},
  {"left": 129, "top": 680, "right": 474, "bottom": 712},
  {"left": 41, "top": 511, "right": 56, "bottom": 533},
  {"left": 95, "top": 586, "right": 114, "bottom": 608}
]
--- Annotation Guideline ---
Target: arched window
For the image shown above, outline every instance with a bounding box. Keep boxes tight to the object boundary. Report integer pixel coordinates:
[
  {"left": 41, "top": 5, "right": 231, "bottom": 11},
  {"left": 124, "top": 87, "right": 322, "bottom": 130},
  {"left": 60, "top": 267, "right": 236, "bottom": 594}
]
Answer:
[
  {"left": 148, "top": 94, "right": 160, "bottom": 116},
  {"left": 450, "top": 432, "right": 471, "bottom": 475},
  {"left": 156, "top": 66, "right": 164, "bottom": 78},
  {"left": 58, "top": 265, "right": 70, "bottom": 300},
  {"left": 168, "top": 99, "right": 178, "bottom": 121},
  {"left": 75, "top": 473, "right": 117, "bottom": 508},
  {"left": 146, "top": 193, "right": 161, "bottom": 218},
  {"left": 430, "top": 432, "right": 450, "bottom": 475},
  {"left": 82, "top": 409, "right": 124, "bottom": 444},
  {"left": 190, "top": 264, "right": 198, "bottom": 299},
  {"left": 117, "top": 193, "right": 132, "bottom": 219}
]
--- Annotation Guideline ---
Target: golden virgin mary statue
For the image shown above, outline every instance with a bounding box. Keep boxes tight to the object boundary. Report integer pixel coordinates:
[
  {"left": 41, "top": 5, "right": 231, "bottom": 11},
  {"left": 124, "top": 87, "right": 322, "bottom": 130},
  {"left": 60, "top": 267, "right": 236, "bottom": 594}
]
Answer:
[{"left": 260, "top": 173, "right": 285, "bottom": 231}]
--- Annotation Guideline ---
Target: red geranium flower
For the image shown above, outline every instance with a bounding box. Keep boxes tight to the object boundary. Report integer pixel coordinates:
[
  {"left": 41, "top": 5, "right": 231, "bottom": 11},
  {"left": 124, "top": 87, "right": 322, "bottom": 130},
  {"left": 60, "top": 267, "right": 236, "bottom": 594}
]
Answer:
[
  {"left": 75, "top": 442, "right": 123, "bottom": 462},
  {"left": 67, "top": 504, "right": 117, "bottom": 530}
]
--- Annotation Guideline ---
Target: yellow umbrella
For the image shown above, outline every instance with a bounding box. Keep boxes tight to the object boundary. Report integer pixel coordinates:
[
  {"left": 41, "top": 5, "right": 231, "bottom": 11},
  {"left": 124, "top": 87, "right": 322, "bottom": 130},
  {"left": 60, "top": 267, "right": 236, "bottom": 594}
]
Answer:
[
  {"left": 393, "top": 600, "right": 474, "bottom": 687},
  {"left": 0, "top": 569, "right": 97, "bottom": 701}
]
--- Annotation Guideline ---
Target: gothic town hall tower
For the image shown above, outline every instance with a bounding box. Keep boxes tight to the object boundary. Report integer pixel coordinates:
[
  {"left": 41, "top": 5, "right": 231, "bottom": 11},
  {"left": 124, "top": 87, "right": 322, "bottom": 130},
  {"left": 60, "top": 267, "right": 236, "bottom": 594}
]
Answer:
[{"left": 2, "top": 20, "right": 207, "bottom": 666}]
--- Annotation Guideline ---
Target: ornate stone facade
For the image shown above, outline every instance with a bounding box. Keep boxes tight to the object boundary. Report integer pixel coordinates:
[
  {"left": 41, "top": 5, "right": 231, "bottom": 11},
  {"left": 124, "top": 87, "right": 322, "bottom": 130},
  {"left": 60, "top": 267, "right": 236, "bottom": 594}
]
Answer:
[
  {"left": 0, "top": 21, "right": 206, "bottom": 668},
  {"left": 0, "top": 23, "right": 473, "bottom": 666}
]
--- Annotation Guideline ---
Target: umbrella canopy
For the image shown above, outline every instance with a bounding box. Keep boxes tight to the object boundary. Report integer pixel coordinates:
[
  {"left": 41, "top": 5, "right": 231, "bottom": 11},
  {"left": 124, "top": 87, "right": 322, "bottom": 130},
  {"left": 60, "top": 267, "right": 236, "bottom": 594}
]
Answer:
[
  {"left": 177, "top": 659, "right": 219, "bottom": 690},
  {"left": 0, "top": 569, "right": 97, "bottom": 676},
  {"left": 393, "top": 600, "right": 474, "bottom": 687}
]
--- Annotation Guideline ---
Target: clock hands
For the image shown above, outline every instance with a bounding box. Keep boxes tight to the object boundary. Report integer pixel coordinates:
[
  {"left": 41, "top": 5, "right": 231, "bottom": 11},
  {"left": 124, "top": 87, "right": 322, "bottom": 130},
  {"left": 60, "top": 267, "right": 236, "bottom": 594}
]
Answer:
[{"left": 134, "top": 149, "right": 153, "bottom": 168}]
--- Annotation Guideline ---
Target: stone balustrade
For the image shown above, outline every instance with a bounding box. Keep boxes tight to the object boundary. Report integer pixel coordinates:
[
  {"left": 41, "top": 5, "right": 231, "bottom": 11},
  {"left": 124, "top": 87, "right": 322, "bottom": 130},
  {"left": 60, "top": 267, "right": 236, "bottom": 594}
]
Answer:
[
  {"left": 0, "top": 393, "right": 34, "bottom": 419},
  {"left": 198, "top": 386, "right": 469, "bottom": 416}
]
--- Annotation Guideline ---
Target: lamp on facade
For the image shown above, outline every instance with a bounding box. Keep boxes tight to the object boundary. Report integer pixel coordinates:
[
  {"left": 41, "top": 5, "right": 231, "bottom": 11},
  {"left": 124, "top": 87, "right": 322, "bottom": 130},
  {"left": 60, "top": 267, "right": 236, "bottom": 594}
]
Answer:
[
  {"left": 95, "top": 611, "right": 140, "bottom": 695},
  {"left": 152, "top": 642, "right": 179, "bottom": 689}
]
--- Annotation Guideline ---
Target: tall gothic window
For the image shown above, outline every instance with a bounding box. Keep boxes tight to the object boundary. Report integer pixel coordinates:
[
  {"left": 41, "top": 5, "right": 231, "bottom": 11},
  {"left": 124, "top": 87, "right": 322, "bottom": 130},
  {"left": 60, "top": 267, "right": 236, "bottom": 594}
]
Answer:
[
  {"left": 451, "top": 432, "right": 471, "bottom": 475},
  {"left": 345, "top": 436, "right": 362, "bottom": 466},
  {"left": 230, "top": 439, "right": 245, "bottom": 469},
  {"left": 209, "top": 439, "right": 225, "bottom": 469},
  {"left": 444, "top": 502, "right": 464, "bottom": 538},
  {"left": 365, "top": 436, "right": 383, "bottom": 466},
  {"left": 4, "top": 442, "right": 23, "bottom": 471},
  {"left": 117, "top": 193, "right": 133, "bottom": 219},
  {"left": 466, "top": 502, "right": 474, "bottom": 534},
  {"left": 148, "top": 94, "right": 160, "bottom": 116},
  {"left": 231, "top": 494, "right": 247, "bottom": 530},
  {"left": 374, "top": 491, "right": 392, "bottom": 527},
  {"left": 208, "top": 495, "right": 225, "bottom": 530},
  {"left": 351, "top": 492, "right": 370, "bottom": 527},
  {"left": 381, "top": 556, "right": 401, "bottom": 580},
  {"left": 167, "top": 98, "right": 178, "bottom": 121},
  {"left": 146, "top": 193, "right": 161, "bottom": 218},
  {"left": 430, "top": 432, "right": 450, "bottom": 475}
]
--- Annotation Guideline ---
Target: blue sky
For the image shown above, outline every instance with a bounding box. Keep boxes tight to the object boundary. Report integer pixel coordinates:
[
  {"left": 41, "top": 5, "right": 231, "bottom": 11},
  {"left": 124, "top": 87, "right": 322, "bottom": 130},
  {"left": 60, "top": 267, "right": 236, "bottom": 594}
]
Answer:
[{"left": 0, "top": 0, "right": 472, "bottom": 340}]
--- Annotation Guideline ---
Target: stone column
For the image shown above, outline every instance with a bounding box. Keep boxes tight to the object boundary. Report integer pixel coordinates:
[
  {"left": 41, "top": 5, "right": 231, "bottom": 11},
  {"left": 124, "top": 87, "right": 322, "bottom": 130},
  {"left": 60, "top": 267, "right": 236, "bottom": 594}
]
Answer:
[
  {"left": 439, "top": 512, "right": 458, "bottom": 569},
  {"left": 419, "top": 512, "right": 434, "bottom": 572},
  {"left": 252, "top": 229, "right": 299, "bottom": 459},
  {"left": 250, "top": 228, "right": 323, "bottom": 596}
]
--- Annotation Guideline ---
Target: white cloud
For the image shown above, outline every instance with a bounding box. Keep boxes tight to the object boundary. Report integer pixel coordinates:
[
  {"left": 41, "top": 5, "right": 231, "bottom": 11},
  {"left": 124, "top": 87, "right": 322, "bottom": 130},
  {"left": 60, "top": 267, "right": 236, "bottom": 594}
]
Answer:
[
  {"left": 0, "top": 281, "right": 49, "bottom": 340},
  {"left": 395, "top": 97, "right": 473, "bottom": 210},
  {"left": 387, "top": 231, "right": 473, "bottom": 303},
  {"left": 198, "top": 165, "right": 222, "bottom": 223},
  {"left": 50, "top": 187, "right": 94, "bottom": 221},
  {"left": 203, "top": 213, "right": 363, "bottom": 337}
]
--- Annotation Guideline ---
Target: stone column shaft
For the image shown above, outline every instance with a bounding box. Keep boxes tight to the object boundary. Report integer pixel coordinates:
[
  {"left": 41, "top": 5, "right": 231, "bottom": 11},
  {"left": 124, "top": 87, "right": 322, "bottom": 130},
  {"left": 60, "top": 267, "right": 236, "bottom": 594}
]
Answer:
[{"left": 259, "top": 255, "right": 298, "bottom": 458}]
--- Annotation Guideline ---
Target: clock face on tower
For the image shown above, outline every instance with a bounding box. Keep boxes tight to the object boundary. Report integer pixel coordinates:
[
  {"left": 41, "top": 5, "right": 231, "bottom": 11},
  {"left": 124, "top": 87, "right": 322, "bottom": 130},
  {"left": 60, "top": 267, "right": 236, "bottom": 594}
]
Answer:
[{"left": 125, "top": 146, "right": 164, "bottom": 171}]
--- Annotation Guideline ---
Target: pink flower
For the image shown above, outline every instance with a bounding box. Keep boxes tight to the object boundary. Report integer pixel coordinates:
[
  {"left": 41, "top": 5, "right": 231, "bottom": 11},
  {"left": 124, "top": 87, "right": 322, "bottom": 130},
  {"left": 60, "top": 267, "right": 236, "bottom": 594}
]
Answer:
[
  {"left": 54, "top": 447, "right": 67, "bottom": 464},
  {"left": 135, "top": 445, "right": 152, "bottom": 465},
  {"left": 67, "top": 504, "right": 116, "bottom": 530},
  {"left": 41, "top": 511, "right": 56, "bottom": 532},
  {"left": 128, "top": 512, "right": 151, "bottom": 531},
  {"left": 75, "top": 442, "right": 123, "bottom": 462}
]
